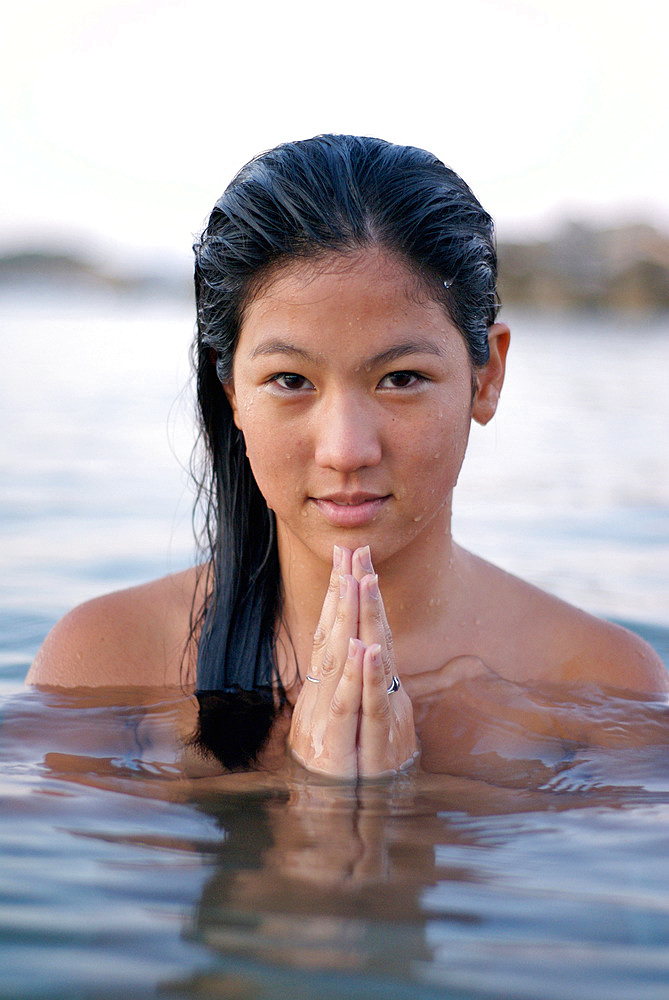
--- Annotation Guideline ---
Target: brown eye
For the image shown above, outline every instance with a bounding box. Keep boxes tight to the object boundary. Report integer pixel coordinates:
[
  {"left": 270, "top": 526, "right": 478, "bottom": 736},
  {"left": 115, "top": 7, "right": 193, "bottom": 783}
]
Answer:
[
  {"left": 379, "top": 371, "right": 424, "bottom": 389},
  {"left": 272, "top": 373, "right": 314, "bottom": 391}
]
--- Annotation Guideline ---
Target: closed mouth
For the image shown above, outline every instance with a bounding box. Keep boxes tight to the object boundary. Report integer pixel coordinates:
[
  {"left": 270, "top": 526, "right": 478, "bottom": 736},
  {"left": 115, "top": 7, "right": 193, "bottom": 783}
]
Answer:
[
  {"left": 314, "top": 493, "right": 389, "bottom": 505},
  {"left": 310, "top": 493, "right": 391, "bottom": 527}
]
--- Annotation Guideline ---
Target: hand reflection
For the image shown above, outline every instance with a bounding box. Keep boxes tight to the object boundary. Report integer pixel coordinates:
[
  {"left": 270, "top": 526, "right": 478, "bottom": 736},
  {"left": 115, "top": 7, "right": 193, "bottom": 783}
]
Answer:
[{"left": 266, "top": 772, "right": 418, "bottom": 887}]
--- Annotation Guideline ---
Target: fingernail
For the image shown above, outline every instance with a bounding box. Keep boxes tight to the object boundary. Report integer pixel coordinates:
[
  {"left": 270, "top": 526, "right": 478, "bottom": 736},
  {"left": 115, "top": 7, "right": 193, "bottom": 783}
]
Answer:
[
  {"left": 339, "top": 574, "right": 348, "bottom": 598},
  {"left": 368, "top": 574, "right": 379, "bottom": 599},
  {"left": 370, "top": 644, "right": 382, "bottom": 666},
  {"left": 333, "top": 545, "right": 342, "bottom": 570},
  {"left": 348, "top": 637, "right": 358, "bottom": 659},
  {"left": 359, "top": 545, "right": 373, "bottom": 574}
]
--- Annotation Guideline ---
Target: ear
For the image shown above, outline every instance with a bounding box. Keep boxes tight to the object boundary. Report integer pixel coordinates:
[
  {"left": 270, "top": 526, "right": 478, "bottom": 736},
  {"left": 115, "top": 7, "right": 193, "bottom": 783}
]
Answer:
[
  {"left": 222, "top": 380, "right": 242, "bottom": 431},
  {"left": 471, "top": 322, "right": 510, "bottom": 426}
]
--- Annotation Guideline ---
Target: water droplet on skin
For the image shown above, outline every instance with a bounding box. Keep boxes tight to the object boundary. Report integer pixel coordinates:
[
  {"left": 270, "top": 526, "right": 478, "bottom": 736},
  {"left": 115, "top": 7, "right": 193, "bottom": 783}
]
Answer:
[
  {"left": 413, "top": 514, "right": 423, "bottom": 522},
  {"left": 433, "top": 452, "right": 441, "bottom": 460}
]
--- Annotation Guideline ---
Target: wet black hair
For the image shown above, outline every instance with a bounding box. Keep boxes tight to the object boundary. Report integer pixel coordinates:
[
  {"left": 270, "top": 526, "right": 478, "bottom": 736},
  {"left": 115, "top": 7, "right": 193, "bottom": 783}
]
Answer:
[{"left": 190, "top": 134, "right": 500, "bottom": 769}]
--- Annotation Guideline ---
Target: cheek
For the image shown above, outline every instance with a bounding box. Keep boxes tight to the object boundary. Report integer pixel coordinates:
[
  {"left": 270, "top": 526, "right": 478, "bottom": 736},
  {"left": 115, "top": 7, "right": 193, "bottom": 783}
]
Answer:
[
  {"left": 242, "top": 418, "right": 307, "bottom": 510},
  {"left": 399, "top": 403, "right": 471, "bottom": 502},
  {"left": 411, "top": 394, "right": 471, "bottom": 459}
]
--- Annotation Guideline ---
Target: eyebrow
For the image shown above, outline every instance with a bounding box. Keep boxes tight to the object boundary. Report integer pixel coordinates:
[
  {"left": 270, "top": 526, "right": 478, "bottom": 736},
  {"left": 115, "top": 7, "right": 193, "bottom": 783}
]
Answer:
[
  {"left": 368, "top": 339, "right": 447, "bottom": 366},
  {"left": 249, "top": 337, "right": 447, "bottom": 365},
  {"left": 250, "top": 340, "right": 315, "bottom": 362}
]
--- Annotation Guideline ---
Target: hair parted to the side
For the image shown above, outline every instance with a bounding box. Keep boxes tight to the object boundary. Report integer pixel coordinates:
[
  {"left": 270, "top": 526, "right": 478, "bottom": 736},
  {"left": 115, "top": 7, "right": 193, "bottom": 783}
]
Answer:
[{"left": 189, "top": 134, "right": 500, "bottom": 769}]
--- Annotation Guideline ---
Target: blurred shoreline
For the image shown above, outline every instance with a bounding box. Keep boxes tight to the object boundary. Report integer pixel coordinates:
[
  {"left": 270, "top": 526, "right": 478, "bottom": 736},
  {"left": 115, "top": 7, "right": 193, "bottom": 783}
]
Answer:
[
  {"left": 498, "top": 221, "right": 669, "bottom": 311},
  {"left": 1, "top": 219, "right": 669, "bottom": 312}
]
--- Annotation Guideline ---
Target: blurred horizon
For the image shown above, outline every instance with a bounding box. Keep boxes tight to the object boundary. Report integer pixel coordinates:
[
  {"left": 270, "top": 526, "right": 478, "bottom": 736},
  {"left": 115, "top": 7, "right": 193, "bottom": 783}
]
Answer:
[{"left": 4, "top": 215, "right": 668, "bottom": 313}]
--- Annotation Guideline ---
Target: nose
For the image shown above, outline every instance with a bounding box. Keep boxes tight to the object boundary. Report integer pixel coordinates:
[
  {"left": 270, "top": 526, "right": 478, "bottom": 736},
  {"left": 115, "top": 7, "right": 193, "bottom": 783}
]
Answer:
[{"left": 313, "top": 392, "right": 382, "bottom": 472}]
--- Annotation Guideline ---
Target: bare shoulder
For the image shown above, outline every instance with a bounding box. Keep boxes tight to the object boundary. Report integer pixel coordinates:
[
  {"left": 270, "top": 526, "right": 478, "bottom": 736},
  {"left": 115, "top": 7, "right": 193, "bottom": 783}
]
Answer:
[
  {"left": 553, "top": 607, "right": 669, "bottom": 693},
  {"left": 464, "top": 552, "right": 669, "bottom": 695},
  {"left": 26, "top": 567, "right": 205, "bottom": 689}
]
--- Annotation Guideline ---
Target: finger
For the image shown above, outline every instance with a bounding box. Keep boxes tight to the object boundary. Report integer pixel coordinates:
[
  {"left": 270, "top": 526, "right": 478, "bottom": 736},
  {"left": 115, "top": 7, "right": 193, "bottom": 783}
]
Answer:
[
  {"left": 317, "top": 573, "right": 359, "bottom": 690},
  {"left": 358, "top": 644, "right": 393, "bottom": 774},
  {"left": 293, "top": 638, "right": 364, "bottom": 779},
  {"left": 361, "top": 643, "right": 390, "bottom": 718},
  {"left": 338, "top": 545, "right": 353, "bottom": 576},
  {"left": 351, "top": 545, "right": 374, "bottom": 582},
  {"left": 328, "top": 637, "right": 363, "bottom": 736},
  {"left": 358, "top": 573, "right": 394, "bottom": 686},
  {"left": 310, "top": 545, "right": 349, "bottom": 676}
]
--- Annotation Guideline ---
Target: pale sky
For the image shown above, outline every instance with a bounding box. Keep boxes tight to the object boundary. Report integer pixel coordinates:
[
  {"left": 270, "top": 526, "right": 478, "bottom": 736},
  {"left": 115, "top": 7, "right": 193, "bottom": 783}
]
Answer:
[{"left": 2, "top": 0, "right": 668, "bottom": 267}]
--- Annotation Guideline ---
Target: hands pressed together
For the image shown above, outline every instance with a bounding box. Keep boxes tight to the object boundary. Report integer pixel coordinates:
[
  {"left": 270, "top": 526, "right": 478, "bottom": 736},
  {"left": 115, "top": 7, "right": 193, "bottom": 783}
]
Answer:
[{"left": 288, "top": 545, "right": 418, "bottom": 779}]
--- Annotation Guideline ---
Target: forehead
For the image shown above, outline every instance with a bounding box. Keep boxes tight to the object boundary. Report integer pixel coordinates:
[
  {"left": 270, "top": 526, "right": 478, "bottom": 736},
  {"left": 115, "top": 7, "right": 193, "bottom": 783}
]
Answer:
[{"left": 237, "top": 249, "right": 462, "bottom": 359}]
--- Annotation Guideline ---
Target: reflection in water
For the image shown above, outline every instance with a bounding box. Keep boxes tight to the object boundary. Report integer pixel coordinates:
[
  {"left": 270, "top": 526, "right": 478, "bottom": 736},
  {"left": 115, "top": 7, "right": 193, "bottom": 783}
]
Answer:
[
  {"left": 180, "top": 780, "right": 485, "bottom": 991},
  {"left": 3, "top": 684, "right": 669, "bottom": 999}
]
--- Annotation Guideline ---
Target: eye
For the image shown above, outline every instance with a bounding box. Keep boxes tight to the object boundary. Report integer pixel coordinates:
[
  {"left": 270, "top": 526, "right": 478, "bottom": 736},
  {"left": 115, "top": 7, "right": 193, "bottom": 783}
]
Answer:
[
  {"left": 378, "top": 370, "right": 426, "bottom": 390},
  {"left": 269, "top": 372, "right": 315, "bottom": 391}
]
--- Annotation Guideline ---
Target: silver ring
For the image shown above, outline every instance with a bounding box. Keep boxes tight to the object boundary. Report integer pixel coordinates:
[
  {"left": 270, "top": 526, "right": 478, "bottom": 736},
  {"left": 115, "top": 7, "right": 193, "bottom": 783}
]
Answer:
[
  {"left": 387, "top": 675, "right": 401, "bottom": 694},
  {"left": 305, "top": 674, "right": 320, "bottom": 684}
]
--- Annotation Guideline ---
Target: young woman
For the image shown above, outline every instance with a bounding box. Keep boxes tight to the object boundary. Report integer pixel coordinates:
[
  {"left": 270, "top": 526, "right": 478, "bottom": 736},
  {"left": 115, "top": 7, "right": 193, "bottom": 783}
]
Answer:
[{"left": 27, "top": 135, "right": 668, "bottom": 778}]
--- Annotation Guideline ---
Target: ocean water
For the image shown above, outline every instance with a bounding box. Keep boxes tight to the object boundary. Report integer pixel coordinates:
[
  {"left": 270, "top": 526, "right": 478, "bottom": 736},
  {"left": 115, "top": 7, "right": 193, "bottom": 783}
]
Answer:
[{"left": 2, "top": 292, "right": 669, "bottom": 999}]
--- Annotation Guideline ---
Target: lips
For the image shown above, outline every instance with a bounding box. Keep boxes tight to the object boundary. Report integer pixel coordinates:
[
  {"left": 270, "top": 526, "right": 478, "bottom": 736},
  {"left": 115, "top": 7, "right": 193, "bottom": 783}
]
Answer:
[{"left": 310, "top": 492, "right": 390, "bottom": 528}]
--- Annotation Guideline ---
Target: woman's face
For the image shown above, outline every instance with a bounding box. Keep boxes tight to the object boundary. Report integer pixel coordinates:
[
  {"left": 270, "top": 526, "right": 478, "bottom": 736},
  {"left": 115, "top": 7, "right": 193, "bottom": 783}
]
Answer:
[{"left": 225, "top": 249, "right": 506, "bottom": 569}]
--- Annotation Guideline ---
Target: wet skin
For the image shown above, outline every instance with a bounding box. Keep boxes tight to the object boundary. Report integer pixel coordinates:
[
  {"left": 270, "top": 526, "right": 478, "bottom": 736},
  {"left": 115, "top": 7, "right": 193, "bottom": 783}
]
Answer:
[
  {"left": 223, "top": 249, "right": 503, "bottom": 776},
  {"left": 223, "top": 249, "right": 498, "bottom": 576},
  {"left": 27, "top": 249, "right": 669, "bottom": 778}
]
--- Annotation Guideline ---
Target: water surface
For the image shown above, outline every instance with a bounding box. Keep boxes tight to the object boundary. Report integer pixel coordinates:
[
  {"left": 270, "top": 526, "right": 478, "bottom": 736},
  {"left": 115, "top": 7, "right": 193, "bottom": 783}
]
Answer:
[{"left": 2, "top": 296, "right": 669, "bottom": 998}]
